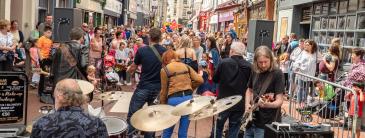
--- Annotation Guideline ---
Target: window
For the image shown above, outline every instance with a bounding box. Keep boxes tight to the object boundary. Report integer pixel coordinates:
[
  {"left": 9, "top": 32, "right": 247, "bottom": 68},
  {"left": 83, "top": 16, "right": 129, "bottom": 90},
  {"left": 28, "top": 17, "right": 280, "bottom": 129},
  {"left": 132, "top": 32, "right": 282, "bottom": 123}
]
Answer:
[
  {"left": 184, "top": 0, "right": 187, "bottom": 4},
  {"left": 361, "top": 0, "right": 365, "bottom": 9},
  {"left": 322, "top": 3, "right": 329, "bottom": 14},
  {"left": 358, "top": 13, "right": 365, "bottom": 29},
  {"left": 348, "top": 0, "right": 358, "bottom": 11},
  {"left": 346, "top": 15, "right": 356, "bottom": 30},
  {"left": 337, "top": 16, "right": 346, "bottom": 29},
  {"left": 314, "top": 4, "right": 321, "bottom": 15},
  {"left": 339, "top": 1, "right": 348, "bottom": 14},
  {"left": 329, "top": 1, "right": 338, "bottom": 14},
  {"left": 183, "top": 9, "right": 187, "bottom": 16}
]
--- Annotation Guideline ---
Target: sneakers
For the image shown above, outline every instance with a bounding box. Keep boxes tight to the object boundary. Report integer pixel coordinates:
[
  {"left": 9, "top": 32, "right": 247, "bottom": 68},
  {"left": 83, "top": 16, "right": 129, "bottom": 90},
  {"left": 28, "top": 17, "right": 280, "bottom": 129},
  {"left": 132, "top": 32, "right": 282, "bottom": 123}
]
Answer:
[
  {"left": 116, "top": 82, "right": 123, "bottom": 86},
  {"left": 126, "top": 82, "right": 132, "bottom": 86}
]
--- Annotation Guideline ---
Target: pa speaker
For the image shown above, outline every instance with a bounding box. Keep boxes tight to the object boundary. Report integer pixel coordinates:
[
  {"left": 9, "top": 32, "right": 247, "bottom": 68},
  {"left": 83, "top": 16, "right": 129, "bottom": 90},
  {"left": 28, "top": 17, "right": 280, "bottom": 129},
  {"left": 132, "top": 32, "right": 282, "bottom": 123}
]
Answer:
[
  {"left": 247, "top": 20, "right": 274, "bottom": 53},
  {"left": 53, "top": 8, "right": 82, "bottom": 42}
]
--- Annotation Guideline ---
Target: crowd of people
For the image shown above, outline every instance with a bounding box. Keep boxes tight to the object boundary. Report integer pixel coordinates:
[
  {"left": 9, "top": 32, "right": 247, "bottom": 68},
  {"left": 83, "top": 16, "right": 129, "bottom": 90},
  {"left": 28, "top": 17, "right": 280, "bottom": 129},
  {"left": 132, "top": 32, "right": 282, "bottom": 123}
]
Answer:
[{"left": 0, "top": 13, "right": 364, "bottom": 138}]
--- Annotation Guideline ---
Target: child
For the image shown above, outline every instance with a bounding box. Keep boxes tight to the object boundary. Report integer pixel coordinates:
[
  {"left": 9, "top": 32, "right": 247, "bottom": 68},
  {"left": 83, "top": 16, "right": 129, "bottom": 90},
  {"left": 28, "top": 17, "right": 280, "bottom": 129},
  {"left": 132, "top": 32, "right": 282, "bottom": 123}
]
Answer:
[
  {"left": 29, "top": 39, "right": 41, "bottom": 88},
  {"left": 279, "top": 53, "right": 290, "bottom": 92},
  {"left": 345, "top": 82, "right": 364, "bottom": 138},
  {"left": 196, "top": 61, "right": 213, "bottom": 96},
  {"left": 87, "top": 65, "right": 100, "bottom": 91},
  {"left": 105, "top": 66, "right": 120, "bottom": 84},
  {"left": 115, "top": 41, "right": 131, "bottom": 85}
]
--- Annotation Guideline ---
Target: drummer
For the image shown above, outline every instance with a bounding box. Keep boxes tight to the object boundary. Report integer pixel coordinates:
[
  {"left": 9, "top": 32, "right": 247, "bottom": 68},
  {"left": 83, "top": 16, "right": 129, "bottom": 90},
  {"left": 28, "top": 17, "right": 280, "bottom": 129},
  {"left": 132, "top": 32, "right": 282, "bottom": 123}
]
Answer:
[
  {"left": 31, "top": 79, "right": 108, "bottom": 138},
  {"left": 159, "top": 50, "right": 203, "bottom": 138}
]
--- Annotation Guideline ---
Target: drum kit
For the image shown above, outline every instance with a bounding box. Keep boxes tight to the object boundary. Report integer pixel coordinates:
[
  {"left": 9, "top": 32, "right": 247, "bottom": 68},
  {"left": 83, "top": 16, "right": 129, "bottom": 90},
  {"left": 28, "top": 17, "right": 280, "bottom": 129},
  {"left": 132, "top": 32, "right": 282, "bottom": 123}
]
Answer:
[
  {"left": 27, "top": 79, "right": 243, "bottom": 138},
  {"left": 129, "top": 95, "right": 242, "bottom": 138}
]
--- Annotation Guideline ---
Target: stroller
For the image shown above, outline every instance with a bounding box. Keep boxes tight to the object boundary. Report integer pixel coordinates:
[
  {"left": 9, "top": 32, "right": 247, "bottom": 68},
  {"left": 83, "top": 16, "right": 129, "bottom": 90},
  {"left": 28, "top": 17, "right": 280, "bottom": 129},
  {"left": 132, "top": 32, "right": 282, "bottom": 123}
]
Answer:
[{"left": 102, "top": 52, "right": 122, "bottom": 91}]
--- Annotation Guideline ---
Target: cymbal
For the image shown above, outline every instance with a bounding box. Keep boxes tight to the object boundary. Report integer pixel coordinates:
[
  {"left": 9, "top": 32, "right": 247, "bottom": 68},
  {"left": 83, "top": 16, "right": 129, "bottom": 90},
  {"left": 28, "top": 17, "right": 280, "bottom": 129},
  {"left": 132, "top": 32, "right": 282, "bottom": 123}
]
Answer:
[
  {"left": 171, "top": 96, "right": 215, "bottom": 116},
  {"left": 130, "top": 105, "right": 180, "bottom": 132},
  {"left": 98, "top": 91, "right": 128, "bottom": 101},
  {"left": 75, "top": 79, "right": 94, "bottom": 95},
  {"left": 189, "top": 95, "right": 242, "bottom": 120}
]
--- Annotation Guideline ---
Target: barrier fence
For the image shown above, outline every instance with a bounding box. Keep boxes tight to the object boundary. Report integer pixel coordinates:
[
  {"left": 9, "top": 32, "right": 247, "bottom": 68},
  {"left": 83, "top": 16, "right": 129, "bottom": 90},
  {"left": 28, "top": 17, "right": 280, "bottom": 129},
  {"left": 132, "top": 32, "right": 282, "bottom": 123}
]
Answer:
[{"left": 287, "top": 72, "right": 361, "bottom": 138}]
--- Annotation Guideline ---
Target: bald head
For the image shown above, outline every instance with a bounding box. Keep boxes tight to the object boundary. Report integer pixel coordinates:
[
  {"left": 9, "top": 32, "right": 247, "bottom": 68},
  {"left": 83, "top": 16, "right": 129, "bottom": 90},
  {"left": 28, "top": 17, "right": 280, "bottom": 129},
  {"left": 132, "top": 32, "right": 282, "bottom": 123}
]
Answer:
[{"left": 55, "top": 79, "right": 86, "bottom": 109}]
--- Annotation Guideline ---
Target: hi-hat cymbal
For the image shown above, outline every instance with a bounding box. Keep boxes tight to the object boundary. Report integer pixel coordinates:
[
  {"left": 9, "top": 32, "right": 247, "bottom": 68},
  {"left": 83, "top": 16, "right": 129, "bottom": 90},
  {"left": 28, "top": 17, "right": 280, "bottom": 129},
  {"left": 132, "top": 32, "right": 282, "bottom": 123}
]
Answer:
[
  {"left": 130, "top": 105, "right": 180, "bottom": 132},
  {"left": 189, "top": 95, "right": 242, "bottom": 120},
  {"left": 172, "top": 96, "right": 215, "bottom": 116},
  {"left": 75, "top": 80, "right": 94, "bottom": 95},
  {"left": 98, "top": 91, "right": 128, "bottom": 101}
]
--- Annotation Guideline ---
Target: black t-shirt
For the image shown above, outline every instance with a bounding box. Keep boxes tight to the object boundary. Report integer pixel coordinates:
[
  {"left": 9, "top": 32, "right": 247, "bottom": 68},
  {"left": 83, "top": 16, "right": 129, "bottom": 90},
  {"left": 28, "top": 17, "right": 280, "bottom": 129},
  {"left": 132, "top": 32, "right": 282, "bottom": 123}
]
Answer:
[
  {"left": 247, "top": 68, "right": 285, "bottom": 128},
  {"left": 134, "top": 44, "right": 166, "bottom": 90},
  {"left": 213, "top": 56, "right": 252, "bottom": 111}
]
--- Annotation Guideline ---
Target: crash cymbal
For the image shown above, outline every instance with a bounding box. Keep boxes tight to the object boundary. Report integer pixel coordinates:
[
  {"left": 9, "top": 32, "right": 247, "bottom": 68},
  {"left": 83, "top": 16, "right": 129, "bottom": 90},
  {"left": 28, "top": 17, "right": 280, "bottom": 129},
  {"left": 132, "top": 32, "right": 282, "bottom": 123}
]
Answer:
[
  {"left": 171, "top": 96, "right": 215, "bottom": 116},
  {"left": 98, "top": 91, "right": 128, "bottom": 101},
  {"left": 189, "top": 95, "right": 242, "bottom": 120},
  {"left": 75, "top": 80, "right": 94, "bottom": 95},
  {"left": 130, "top": 105, "right": 180, "bottom": 132}
]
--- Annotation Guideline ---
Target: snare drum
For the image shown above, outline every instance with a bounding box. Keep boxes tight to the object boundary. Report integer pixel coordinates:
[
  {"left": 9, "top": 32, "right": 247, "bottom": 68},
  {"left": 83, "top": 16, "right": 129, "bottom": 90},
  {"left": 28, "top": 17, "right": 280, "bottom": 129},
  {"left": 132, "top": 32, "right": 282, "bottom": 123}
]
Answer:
[{"left": 102, "top": 116, "right": 128, "bottom": 138}]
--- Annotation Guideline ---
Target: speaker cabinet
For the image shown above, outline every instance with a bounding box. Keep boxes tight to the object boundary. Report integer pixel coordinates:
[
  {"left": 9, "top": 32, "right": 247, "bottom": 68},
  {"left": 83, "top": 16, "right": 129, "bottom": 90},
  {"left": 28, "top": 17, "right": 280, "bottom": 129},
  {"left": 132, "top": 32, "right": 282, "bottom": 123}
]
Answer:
[
  {"left": 53, "top": 8, "right": 82, "bottom": 42},
  {"left": 247, "top": 20, "right": 275, "bottom": 53}
]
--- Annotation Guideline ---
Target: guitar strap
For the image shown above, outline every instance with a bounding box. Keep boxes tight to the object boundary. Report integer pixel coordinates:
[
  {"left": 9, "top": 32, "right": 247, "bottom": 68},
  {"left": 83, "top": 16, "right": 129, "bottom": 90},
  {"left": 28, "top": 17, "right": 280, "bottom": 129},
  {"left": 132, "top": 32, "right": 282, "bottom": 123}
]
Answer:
[{"left": 251, "top": 71, "right": 274, "bottom": 104}]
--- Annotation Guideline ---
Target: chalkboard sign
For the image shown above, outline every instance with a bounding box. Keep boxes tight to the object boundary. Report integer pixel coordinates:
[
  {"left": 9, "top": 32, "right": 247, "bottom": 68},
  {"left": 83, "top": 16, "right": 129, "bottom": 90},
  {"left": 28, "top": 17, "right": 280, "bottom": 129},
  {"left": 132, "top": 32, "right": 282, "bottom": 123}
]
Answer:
[{"left": 0, "top": 72, "right": 27, "bottom": 125}]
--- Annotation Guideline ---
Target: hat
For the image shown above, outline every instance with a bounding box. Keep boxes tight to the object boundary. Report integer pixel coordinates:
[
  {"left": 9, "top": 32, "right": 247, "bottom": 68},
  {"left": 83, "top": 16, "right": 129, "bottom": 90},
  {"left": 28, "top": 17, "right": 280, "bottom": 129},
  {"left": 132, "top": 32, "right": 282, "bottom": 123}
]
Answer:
[
  {"left": 75, "top": 80, "right": 94, "bottom": 95},
  {"left": 199, "top": 60, "right": 208, "bottom": 67}
]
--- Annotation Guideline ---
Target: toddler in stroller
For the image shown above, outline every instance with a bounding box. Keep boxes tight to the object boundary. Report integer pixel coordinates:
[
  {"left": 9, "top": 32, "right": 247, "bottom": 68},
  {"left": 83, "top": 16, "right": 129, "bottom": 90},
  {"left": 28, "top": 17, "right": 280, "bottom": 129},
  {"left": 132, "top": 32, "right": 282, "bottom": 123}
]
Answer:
[{"left": 103, "top": 52, "right": 122, "bottom": 91}]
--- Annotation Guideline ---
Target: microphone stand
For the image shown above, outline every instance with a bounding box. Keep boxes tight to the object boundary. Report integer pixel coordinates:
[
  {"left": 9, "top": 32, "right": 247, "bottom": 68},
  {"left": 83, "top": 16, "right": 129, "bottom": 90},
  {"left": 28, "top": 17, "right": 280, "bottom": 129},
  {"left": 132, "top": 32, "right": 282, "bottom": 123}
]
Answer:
[{"left": 100, "top": 34, "right": 108, "bottom": 109}]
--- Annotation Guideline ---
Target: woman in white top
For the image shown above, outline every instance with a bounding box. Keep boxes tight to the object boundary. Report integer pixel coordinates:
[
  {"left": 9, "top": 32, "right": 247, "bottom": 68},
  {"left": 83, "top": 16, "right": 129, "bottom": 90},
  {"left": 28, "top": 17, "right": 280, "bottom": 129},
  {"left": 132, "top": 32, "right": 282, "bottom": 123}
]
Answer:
[
  {"left": 0, "top": 19, "right": 17, "bottom": 71},
  {"left": 292, "top": 39, "right": 318, "bottom": 108}
]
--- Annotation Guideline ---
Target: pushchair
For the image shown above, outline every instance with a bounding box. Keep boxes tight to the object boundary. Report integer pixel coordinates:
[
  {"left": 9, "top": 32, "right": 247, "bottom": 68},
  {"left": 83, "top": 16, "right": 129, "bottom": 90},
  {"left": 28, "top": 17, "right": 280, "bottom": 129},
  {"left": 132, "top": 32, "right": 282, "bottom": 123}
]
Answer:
[{"left": 102, "top": 53, "right": 122, "bottom": 91}]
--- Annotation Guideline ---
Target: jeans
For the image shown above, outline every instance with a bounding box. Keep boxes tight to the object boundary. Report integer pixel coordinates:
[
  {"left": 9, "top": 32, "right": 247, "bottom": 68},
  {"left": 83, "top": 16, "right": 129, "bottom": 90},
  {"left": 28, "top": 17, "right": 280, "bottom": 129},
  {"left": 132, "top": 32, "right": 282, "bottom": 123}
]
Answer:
[
  {"left": 244, "top": 125, "right": 265, "bottom": 138},
  {"left": 127, "top": 88, "right": 159, "bottom": 138},
  {"left": 162, "top": 95, "right": 193, "bottom": 138},
  {"left": 211, "top": 110, "right": 243, "bottom": 138},
  {"left": 297, "top": 79, "right": 309, "bottom": 103}
]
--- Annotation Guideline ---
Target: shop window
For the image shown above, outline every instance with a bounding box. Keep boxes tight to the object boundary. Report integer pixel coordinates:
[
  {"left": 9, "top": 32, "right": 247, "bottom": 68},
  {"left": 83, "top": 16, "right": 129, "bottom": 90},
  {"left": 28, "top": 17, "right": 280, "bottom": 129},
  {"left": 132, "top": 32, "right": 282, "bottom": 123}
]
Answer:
[
  {"left": 346, "top": 15, "right": 356, "bottom": 30},
  {"left": 321, "top": 17, "right": 328, "bottom": 29},
  {"left": 329, "top": 1, "right": 338, "bottom": 14},
  {"left": 329, "top": 17, "right": 336, "bottom": 29},
  {"left": 313, "top": 17, "right": 321, "bottom": 30},
  {"left": 337, "top": 16, "right": 346, "bottom": 29},
  {"left": 322, "top": 3, "right": 329, "bottom": 14},
  {"left": 358, "top": 13, "right": 365, "bottom": 29},
  {"left": 360, "top": 0, "right": 365, "bottom": 9},
  {"left": 314, "top": 4, "right": 321, "bottom": 15},
  {"left": 339, "top": 1, "right": 348, "bottom": 14},
  {"left": 348, "top": 0, "right": 358, "bottom": 11},
  {"left": 301, "top": 7, "right": 312, "bottom": 22}
]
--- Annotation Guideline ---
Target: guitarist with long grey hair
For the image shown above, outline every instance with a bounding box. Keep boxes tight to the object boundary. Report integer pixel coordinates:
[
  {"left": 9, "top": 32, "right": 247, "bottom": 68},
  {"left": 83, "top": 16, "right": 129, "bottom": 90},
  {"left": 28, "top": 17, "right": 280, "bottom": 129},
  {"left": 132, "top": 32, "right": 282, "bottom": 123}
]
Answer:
[{"left": 243, "top": 46, "right": 285, "bottom": 138}]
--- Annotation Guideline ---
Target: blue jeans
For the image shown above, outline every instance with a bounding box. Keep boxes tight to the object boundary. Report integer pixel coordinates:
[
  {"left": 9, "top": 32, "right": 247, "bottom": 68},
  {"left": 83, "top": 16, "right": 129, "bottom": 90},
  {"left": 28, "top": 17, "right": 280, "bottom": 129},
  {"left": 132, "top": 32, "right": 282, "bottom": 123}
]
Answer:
[
  {"left": 162, "top": 95, "right": 193, "bottom": 138},
  {"left": 211, "top": 110, "right": 243, "bottom": 138},
  {"left": 127, "top": 88, "right": 159, "bottom": 138},
  {"left": 297, "top": 79, "right": 309, "bottom": 103},
  {"left": 244, "top": 125, "right": 265, "bottom": 138}
]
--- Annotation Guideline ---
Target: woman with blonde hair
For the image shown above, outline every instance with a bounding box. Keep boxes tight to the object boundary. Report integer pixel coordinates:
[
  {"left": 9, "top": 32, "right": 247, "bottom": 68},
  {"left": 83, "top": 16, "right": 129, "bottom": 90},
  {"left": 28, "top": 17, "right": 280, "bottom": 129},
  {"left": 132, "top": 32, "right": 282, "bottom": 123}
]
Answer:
[{"left": 175, "top": 35, "right": 198, "bottom": 71}]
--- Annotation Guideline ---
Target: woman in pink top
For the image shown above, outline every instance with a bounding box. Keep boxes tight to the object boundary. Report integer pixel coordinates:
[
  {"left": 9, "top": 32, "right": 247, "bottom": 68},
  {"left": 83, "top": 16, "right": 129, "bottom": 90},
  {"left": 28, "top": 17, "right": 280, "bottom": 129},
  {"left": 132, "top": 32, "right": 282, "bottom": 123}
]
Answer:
[{"left": 89, "top": 27, "right": 103, "bottom": 67}]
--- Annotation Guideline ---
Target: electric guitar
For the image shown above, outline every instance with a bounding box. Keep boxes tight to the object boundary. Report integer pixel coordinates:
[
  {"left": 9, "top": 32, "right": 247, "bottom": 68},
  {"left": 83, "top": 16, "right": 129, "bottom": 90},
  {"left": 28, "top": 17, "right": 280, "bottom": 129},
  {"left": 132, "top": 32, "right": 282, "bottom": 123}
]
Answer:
[{"left": 240, "top": 95, "right": 274, "bottom": 131}]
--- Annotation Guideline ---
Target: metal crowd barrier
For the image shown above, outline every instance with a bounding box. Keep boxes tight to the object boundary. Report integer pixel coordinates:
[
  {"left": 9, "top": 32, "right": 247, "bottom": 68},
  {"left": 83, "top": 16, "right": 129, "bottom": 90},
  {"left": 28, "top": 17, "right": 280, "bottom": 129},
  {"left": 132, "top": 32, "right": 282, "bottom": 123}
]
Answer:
[{"left": 286, "top": 72, "right": 360, "bottom": 138}]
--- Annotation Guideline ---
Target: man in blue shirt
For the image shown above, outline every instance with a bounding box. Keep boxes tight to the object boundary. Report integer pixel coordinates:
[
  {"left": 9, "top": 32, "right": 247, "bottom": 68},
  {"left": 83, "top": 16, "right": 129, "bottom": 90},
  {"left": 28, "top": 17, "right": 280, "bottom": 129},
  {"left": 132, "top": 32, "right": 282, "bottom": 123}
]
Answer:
[{"left": 127, "top": 28, "right": 167, "bottom": 138}]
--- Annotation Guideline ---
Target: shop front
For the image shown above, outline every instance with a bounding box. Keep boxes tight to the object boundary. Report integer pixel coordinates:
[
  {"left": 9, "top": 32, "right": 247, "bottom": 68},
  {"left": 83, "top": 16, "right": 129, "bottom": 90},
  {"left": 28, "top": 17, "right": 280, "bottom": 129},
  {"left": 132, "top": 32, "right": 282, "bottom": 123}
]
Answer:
[
  {"left": 209, "top": 14, "right": 218, "bottom": 33},
  {"left": 103, "top": 0, "right": 123, "bottom": 28},
  {"left": 198, "top": 12, "right": 208, "bottom": 31},
  {"left": 218, "top": 11, "right": 234, "bottom": 32}
]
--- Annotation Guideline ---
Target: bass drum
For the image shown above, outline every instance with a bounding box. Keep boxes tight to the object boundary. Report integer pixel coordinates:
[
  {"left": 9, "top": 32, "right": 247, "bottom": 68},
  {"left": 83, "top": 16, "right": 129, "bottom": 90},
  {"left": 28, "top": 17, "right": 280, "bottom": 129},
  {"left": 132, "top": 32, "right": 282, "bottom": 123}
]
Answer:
[{"left": 102, "top": 116, "right": 128, "bottom": 138}]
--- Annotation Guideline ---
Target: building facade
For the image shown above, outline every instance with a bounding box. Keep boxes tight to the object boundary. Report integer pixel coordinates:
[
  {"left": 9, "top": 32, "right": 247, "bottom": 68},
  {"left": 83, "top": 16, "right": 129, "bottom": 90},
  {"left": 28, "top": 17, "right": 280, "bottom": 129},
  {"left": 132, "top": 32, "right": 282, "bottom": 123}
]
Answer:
[
  {"left": 166, "top": 0, "right": 193, "bottom": 25},
  {"left": 278, "top": 0, "right": 365, "bottom": 64}
]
